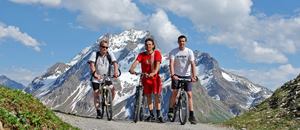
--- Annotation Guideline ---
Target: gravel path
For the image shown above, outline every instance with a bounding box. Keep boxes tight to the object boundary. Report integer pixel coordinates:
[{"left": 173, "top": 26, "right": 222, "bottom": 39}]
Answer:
[{"left": 55, "top": 112, "right": 234, "bottom": 130}]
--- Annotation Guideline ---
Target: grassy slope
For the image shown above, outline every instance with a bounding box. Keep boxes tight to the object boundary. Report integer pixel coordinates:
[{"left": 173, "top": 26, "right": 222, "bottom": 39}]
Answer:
[
  {"left": 223, "top": 76, "right": 300, "bottom": 130},
  {"left": 0, "top": 86, "right": 78, "bottom": 130}
]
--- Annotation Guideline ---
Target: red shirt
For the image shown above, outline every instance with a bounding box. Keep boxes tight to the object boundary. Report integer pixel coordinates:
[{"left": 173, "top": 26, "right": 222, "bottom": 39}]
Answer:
[{"left": 137, "top": 50, "right": 162, "bottom": 77}]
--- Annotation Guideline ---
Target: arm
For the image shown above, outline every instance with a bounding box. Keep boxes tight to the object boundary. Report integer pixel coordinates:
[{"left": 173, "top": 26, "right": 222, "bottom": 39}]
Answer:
[
  {"left": 88, "top": 62, "right": 101, "bottom": 80},
  {"left": 169, "top": 59, "right": 178, "bottom": 80},
  {"left": 113, "top": 61, "right": 119, "bottom": 78},
  {"left": 190, "top": 60, "right": 197, "bottom": 82},
  {"left": 129, "top": 60, "right": 140, "bottom": 74},
  {"left": 149, "top": 61, "right": 160, "bottom": 77}
]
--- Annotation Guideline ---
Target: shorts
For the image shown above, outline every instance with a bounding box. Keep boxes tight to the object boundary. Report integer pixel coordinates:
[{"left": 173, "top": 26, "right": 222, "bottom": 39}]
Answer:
[
  {"left": 142, "top": 77, "right": 162, "bottom": 95},
  {"left": 91, "top": 82, "right": 113, "bottom": 91},
  {"left": 171, "top": 75, "right": 192, "bottom": 92}
]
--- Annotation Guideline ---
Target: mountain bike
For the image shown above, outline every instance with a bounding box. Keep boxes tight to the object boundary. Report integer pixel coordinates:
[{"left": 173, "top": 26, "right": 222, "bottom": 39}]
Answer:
[
  {"left": 170, "top": 77, "right": 197, "bottom": 125},
  {"left": 132, "top": 72, "right": 147, "bottom": 123},
  {"left": 98, "top": 71, "right": 121, "bottom": 121}
]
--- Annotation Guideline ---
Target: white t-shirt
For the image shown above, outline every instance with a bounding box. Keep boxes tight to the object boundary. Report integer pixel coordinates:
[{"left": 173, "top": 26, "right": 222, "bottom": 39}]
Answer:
[
  {"left": 88, "top": 51, "right": 117, "bottom": 83},
  {"left": 169, "top": 47, "right": 195, "bottom": 76}
]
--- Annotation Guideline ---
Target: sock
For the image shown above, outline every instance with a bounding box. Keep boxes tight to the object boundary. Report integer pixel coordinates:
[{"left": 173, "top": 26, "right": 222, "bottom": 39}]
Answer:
[
  {"left": 149, "top": 110, "right": 154, "bottom": 117},
  {"left": 168, "top": 108, "right": 173, "bottom": 113},
  {"left": 156, "top": 110, "right": 161, "bottom": 117},
  {"left": 189, "top": 111, "right": 194, "bottom": 117}
]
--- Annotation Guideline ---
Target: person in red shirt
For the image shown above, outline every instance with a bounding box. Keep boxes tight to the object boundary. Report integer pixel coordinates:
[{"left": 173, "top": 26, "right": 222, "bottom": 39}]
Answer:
[{"left": 129, "top": 38, "right": 164, "bottom": 123}]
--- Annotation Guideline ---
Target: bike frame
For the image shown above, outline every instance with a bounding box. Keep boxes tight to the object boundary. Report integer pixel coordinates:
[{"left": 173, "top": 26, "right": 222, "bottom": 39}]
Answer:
[
  {"left": 172, "top": 77, "right": 191, "bottom": 125},
  {"left": 133, "top": 73, "right": 147, "bottom": 123},
  {"left": 98, "top": 75, "right": 115, "bottom": 121}
]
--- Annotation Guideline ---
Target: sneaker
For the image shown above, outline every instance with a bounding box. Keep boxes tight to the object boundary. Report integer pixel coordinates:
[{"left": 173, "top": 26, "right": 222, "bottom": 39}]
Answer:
[
  {"left": 145, "top": 115, "right": 155, "bottom": 122},
  {"left": 96, "top": 109, "right": 102, "bottom": 119},
  {"left": 188, "top": 116, "right": 197, "bottom": 125},
  {"left": 157, "top": 116, "right": 164, "bottom": 123},
  {"left": 168, "top": 112, "right": 174, "bottom": 121}
]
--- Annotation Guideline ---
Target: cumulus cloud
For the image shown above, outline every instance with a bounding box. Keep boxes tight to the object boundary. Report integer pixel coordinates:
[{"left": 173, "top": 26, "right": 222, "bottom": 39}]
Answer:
[
  {"left": 141, "top": 0, "right": 300, "bottom": 64},
  {"left": 61, "top": 0, "right": 145, "bottom": 30},
  {"left": 9, "top": 0, "right": 61, "bottom": 7},
  {"left": 228, "top": 64, "right": 300, "bottom": 90},
  {"left": 0, "top": 24, "right": 41, "bottom": 51},
  {"left": 146, "top": 9, "right": 181, "bottom": 52},
  {"left": 10, "top": 0, "right": 145, "bottom": 30},
  {"left": 9, "top": 0, "right": 182, "bottom": 52}
]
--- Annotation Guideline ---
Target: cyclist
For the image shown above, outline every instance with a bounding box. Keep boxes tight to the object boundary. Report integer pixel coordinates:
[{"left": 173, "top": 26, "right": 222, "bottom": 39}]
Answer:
[
  {"left": 168, "top": 35, "right": 197, "bottom": 124},
  {"left": 88, "top": 39, "right": 119, "bottom": 119},
  {"left": 129, "top": 38, "right": 164, "bottom": 123}
]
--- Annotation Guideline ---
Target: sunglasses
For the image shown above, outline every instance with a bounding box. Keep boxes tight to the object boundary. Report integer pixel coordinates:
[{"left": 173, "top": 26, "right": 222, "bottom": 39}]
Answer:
[{"left": 101, "top": 45, "right": 109, "bottom": 49}]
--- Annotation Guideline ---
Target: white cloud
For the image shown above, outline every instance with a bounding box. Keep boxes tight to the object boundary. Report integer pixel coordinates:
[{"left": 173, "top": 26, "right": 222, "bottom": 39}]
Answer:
[
  {"left": 0, "top": 67, "right": 43, "bottom": 86},
  {"left": 146, "top": 9, "right": 181, "bottom": 52},
  {"left": 0, "top": 24, "right": 41, "bottom": 51},
  {"left": 9, "top": 0, "right": 61, "bottom": 7},
  {"left": 141, "top": 0, "right": 300, "bottom": 64},
  {"left": 61, "top": 0, "right": 145, "bottom": 30},
  {"left": 10, "top": 0, "right": 145, "bottom": 30},
  {"left": 228, "top": 64, "right": 300, "bottom": 90}
]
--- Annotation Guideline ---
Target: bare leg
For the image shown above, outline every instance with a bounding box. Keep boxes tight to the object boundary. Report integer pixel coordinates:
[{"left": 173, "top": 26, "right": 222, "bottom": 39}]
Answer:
[
  {"left": 169, "top": 89, "right": 178, "bottom": 109},
  {"left": 187, "top": 91, "right": 193, "bottom": 111},
  {"left": 94, "top": 89, "right": 101, "bottom": 109}
]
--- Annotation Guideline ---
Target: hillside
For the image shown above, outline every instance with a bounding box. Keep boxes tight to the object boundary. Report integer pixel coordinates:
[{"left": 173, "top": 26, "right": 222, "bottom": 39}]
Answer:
[
  {"left": 224, "top": 74, "right": 300, "bottom": 130},
  {"left": 0, "top": 86, "right": 78, "bottom": 129}
]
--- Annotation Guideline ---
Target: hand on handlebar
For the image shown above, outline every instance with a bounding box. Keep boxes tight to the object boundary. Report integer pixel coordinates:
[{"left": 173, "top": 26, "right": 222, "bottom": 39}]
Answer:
[
  {"left": 172, "top": 75, "right": 179, "bottom": 80},
  {"left": 191, "top": 76, "right": 198, "bottom": 82},
  {"left": 113, "top": 71, "right": 119, "bottom": 79},
  {"left": 129, "top": 69, "right": 136, "bottom": 75}
]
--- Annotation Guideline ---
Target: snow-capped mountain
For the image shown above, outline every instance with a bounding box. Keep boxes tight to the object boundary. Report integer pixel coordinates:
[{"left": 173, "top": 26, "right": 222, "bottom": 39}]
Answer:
[
  {"left": 194, "top": 51, "right": 272, "bottom": 115},
  {"left": 25, "top": 29, "right": 272, "bottom": 122},
  {"left": 0, "top": 75, "right": 25, "bottom": 90}
]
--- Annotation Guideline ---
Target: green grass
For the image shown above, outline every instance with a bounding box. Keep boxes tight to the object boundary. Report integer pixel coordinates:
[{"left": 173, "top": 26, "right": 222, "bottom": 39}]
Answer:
[
  {"left": 0, "top": 86, "right": 79, "bottom": 130},
  {"left": 222, "top": 76, "right": 300, "bottom": 130}
]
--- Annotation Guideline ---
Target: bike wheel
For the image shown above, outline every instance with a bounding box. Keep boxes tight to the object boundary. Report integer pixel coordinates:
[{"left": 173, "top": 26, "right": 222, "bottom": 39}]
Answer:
[
  {"left": 133, "top": 86, "right": 142, "bottom": 123},
  {"left": 178, "top": 92, "right": 188, "bottom": 125},
  {"left": 106, "top": 88, "right": 113, "bottom": 121},
  {"left": 98, "top": 93, "right": 104, "bottom": 119}
]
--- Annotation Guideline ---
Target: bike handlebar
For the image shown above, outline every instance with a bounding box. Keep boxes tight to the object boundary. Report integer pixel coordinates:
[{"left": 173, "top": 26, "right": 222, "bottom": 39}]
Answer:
[{"left": 177, "top": 76, "right": 199, "bottom": 82}]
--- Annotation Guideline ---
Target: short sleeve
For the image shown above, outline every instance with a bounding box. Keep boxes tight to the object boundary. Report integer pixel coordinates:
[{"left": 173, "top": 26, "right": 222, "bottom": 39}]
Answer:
[
  {"left": 169, "top": 49, "right": 175, "bottom": 60},
  {"left": 189, "top": 49, "right": 195, "bottom": 61},
  {"left": 136, "top": 53, "right": 143, "bottom": 62},
  {"left": 154, "top": 50, "right": 162, "bottom": 62},
  {"left": 108, "top": 51, "right": 117, "bottom": 62},
  {"left": 88, "top": 51, "right": 96, "bottom": 63}
]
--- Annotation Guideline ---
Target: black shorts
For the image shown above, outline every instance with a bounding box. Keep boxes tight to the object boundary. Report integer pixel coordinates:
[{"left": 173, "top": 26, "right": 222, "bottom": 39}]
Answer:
[
  {"left": 91, "top": 82, "right": 114, "bottom": 91},
  {"left": 92, "top": 82, "right": 100, "bottom": 91},
  {"left": 171, "top": 75, "right": 192, "bottom": 91}
]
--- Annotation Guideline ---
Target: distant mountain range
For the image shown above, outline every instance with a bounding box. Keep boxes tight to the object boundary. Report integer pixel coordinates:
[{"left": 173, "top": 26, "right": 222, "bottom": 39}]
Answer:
[
  {"left": 0, "top": 75, "right": 25, "bottom": 90},
  {"left": 24, "top": 29, "right": 273, "bottom": 122}
]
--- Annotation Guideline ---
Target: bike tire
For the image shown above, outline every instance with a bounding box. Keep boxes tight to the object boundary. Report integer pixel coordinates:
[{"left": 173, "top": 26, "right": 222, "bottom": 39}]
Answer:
[
  {"left": 179, "top": 91, "right": 188, "bottom": 125},
  {"left": 133, "top": 86, "right": 142, "bottom": 123},
  {"left": 139, "top": 95, "right": 145, "bottom": 121},
  {"left": 100, "top": 94, "right": 104, "bottom": 119},
  {"left": 106, "top": 88, "right": 113, "bottom": 121}
]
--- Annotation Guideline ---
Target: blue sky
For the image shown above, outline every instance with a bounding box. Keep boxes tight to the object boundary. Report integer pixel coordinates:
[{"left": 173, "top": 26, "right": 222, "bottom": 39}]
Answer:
[{"left": 0, "top": 0, "right": 300, "bottom": 90}]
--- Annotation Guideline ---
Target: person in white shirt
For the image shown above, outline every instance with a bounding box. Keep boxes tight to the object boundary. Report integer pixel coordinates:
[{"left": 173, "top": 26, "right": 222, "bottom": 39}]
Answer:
[
  {"left": 168, "top": 35, "right": 197, "bottom": 124},
  {"left": 88, "top": 39, "right": 119, "bottom": 119}
]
